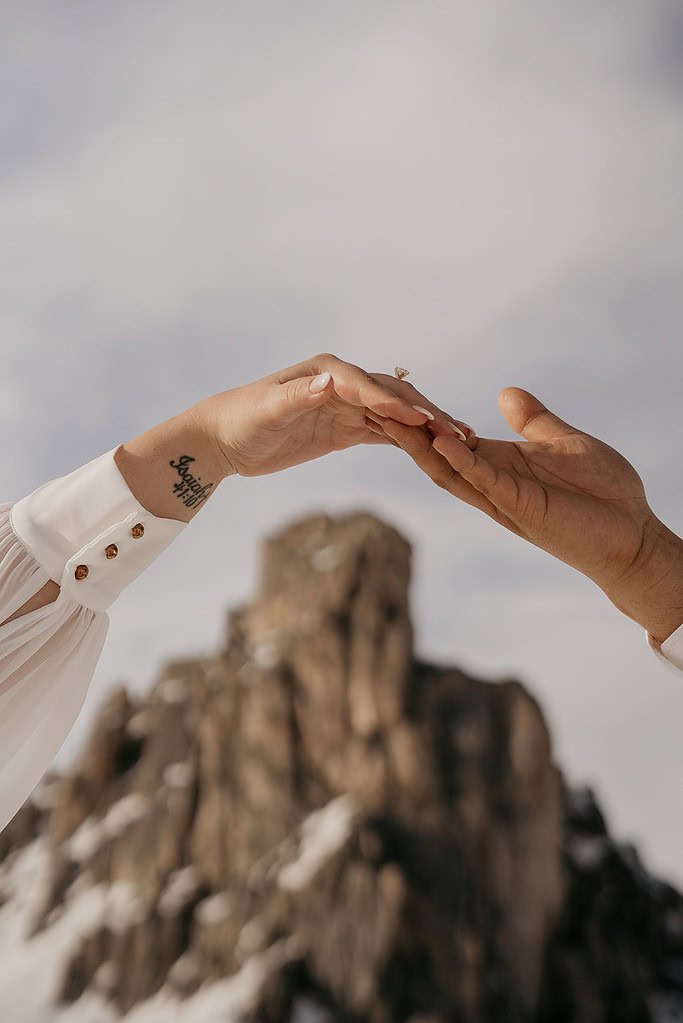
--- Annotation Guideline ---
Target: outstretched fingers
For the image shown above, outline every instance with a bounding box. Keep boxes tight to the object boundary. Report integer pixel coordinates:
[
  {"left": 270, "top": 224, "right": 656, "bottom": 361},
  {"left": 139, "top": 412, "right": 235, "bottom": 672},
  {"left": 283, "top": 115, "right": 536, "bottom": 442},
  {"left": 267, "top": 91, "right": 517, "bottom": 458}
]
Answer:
[
  {"left": 431, "top": 434, "right": 522, "bottom": 519},
  {"left": 303, "top": 357, "right": 429, "bottom": 427},
  {"left": 274, "top": 354, "right": 429, "bottom": 428},
  {"left": 380, "top": 419, "right": 497, "bottom": 515},
  {"left": 370, "top": 372, "right": 477, "bottom": 447},
  {"left": 350, "top": 372, "right": 433, "bottom": 427},
  {"left": 273, "top": 355, "right": 478, "bottom": 441}
]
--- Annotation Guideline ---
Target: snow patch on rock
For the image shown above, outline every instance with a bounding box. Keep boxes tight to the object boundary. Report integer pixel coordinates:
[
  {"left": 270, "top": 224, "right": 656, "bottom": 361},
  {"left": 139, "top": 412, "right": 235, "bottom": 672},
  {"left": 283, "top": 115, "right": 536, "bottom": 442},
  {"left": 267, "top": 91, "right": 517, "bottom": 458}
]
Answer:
[
  {"left": 310, "top": 544, "right": 342, "bottom": 572},
  {"left": 278, "top": 794, "right": 358, "bottom": 892},
  {"left": 196, "top": 891, "right": 233, "bottom": 926},
  {"left": 158, "top": 866, "right": 201, "bottom": 918},
  {"left": 163, "top": 761, "right": 194, "bottom": 789},
  {"left": 69, "top": 793, "right": 150, "bottom": 863}
]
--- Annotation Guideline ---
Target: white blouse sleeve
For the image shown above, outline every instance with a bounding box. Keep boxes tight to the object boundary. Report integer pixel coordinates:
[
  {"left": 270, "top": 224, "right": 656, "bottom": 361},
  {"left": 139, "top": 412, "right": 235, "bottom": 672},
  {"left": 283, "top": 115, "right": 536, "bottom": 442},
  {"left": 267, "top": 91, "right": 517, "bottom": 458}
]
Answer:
[
  {"left": 0, "top": 446, "right": 187, "bottom": 833},
  {"left": 647, "top": 624, "right": 683, "bottom": 676}
]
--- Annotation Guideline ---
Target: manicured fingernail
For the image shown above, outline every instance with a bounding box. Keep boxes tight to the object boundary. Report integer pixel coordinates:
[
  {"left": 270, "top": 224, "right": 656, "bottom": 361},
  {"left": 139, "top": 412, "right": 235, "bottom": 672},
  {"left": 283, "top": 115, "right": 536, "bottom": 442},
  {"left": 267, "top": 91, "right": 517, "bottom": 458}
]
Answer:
[
  {"left": 310, "top": 371, "right": 331, "bottom": 394},
  {"left": 412, "top": 405, "right": 435, "bottom": 420},
  {"left": 445, "top": 422, "right": 468, "bottom": 441},
  {"left": 456, "top": 421, "right": 476, "bottom": 438}
]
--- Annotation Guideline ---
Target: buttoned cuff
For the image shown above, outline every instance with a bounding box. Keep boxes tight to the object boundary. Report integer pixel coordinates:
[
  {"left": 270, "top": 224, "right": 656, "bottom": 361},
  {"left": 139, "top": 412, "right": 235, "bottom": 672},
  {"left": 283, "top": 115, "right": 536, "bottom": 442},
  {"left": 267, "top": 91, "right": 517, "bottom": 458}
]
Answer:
[
  {"left": 9, "top": 446, "right": 187, "bottom": 612},
  {"left": 646, "top": 623, "right": 683, "bottom": 677}
]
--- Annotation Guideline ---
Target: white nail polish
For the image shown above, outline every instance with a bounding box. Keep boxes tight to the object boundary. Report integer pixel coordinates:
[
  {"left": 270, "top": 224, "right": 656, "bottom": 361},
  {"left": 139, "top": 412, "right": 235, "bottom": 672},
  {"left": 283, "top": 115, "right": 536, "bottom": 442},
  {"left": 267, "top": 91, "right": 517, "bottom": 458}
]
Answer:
[
  {"left": 412, "top": 405, "right": 435, "bottom": 420},
  {"left": 446, "top": 422, "right": 467, "bottom": 441},
  {"left": 310, "top": 371, "right": 331, "bottom": 394}
]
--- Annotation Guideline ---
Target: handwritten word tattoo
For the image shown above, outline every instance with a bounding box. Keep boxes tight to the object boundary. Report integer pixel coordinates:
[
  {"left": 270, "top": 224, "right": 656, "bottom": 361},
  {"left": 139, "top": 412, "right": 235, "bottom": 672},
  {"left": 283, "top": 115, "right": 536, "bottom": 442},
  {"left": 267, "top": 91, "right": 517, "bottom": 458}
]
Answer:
[{"left": 169, "top": 455, "right": 214, "bottom": 509}]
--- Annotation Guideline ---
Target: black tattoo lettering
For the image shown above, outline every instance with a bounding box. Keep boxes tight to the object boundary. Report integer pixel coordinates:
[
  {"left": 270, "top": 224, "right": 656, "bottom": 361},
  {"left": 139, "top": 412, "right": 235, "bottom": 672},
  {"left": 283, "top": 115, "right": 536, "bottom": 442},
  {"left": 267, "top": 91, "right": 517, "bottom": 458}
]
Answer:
[{"left": 169, "top": 455, "right": 214, "bottom": 509}]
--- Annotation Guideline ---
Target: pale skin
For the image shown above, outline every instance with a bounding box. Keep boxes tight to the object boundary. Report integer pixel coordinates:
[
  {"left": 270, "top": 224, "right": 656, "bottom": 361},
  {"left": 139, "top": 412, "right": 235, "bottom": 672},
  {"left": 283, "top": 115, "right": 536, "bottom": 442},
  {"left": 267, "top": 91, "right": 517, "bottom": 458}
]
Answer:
[
  {"left": 368, "top": 387, "right": 683, "bottom": 646},
  {"left": 1, "top": 354, "right": 470, "bottom": 627}
]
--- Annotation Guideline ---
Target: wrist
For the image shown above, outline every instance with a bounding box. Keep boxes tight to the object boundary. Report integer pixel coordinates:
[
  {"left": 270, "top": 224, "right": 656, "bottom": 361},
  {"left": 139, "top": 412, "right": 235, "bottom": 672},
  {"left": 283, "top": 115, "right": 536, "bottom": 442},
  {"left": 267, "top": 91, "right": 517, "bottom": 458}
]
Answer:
[
  {"left": 601, "top": 514, "right": 683, "bottom": 644},
  {"left": 191, "top": 394, "right": 238, "bottom": 480},
  {"left": 116, "top": 402, "right": 230, "bottom": 524}
]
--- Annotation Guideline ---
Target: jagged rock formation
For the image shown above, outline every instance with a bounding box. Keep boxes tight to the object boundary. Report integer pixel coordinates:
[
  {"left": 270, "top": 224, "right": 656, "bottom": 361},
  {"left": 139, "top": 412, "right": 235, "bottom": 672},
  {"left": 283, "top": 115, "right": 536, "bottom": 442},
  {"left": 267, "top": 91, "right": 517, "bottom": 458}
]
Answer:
[{"left": 0, "top": 512, "right": 681, "bottom": 1022}]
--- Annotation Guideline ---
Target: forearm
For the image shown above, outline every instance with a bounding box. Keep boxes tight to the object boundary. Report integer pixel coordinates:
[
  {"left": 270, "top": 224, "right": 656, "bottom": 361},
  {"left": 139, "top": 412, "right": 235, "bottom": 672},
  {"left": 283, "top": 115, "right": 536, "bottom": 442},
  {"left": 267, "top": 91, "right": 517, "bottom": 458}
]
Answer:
[
  {"left": 602, "top": 516, "right": 683, "bottom": 645},
  {"left": 114, "top": 400, "right": 230, "bottom": 523}
]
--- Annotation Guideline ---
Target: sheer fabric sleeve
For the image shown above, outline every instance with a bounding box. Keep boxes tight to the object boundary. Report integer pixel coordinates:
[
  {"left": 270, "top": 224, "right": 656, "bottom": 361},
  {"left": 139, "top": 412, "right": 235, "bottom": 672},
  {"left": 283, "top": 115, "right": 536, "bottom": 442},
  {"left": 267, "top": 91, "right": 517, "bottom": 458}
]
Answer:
[{"left": 0, "top": 447, "right": 187, "bottom": 833}]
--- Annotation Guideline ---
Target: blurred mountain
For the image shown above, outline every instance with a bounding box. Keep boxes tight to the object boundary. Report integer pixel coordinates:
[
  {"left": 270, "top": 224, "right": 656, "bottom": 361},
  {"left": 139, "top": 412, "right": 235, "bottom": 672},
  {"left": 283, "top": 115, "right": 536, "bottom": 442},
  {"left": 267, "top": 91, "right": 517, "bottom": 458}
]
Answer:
[{"left": 0, "top": 513, "right": 682, "bottom": 1023}]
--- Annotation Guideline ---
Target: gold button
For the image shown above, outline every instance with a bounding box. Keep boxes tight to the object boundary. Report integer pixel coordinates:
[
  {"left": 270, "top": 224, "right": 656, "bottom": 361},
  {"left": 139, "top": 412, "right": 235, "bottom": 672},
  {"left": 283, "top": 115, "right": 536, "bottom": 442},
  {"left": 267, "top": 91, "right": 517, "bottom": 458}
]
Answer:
[
  {"left": 74, "top": 565, "right": 89, "bottom": 581},
  {"left": 131, "top": 523, "right": 145, "bottom": 539},
  {"left": 105, "top": 544, "right": 118, "bottom": 559}
]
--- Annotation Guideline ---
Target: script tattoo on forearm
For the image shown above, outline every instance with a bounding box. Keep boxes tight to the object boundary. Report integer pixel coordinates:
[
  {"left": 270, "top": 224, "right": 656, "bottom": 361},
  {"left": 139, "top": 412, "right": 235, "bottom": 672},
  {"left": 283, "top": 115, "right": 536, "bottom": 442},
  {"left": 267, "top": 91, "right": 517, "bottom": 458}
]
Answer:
[{"left": 169, "top": 455, "right": 214, "bottom": 509}]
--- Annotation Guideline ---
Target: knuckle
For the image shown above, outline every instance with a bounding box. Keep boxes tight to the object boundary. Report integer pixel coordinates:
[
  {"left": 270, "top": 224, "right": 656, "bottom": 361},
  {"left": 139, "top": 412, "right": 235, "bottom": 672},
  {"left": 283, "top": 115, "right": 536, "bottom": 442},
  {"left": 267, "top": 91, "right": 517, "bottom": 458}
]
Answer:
[
  {"left": 522, "top": 407, "right": 546, "bottom": 433},
  {"left": 435, "top": 467, "right": 458, "bottom": 491},
  {"left": 284, "top": 378, "right": 302, "bottom": 402}
]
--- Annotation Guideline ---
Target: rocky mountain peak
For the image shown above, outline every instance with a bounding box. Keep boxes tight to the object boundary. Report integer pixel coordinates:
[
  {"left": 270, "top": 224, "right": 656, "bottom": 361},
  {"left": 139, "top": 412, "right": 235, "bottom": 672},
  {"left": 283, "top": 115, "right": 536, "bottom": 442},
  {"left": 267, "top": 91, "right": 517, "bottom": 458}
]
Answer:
[{"left": 0, "top": 513, "right": 681, "bottom": 1022}]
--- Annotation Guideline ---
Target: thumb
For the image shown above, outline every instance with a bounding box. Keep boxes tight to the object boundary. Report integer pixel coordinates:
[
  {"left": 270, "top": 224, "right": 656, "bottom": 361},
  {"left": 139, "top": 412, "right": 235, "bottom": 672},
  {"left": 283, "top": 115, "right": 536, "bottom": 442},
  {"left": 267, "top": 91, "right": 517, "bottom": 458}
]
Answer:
[
  {"left": 274, "top": 370, "right": 335, "bottom": 426},
  {"left": 498, "top": 387, "right": 578, "bottom": 443}
]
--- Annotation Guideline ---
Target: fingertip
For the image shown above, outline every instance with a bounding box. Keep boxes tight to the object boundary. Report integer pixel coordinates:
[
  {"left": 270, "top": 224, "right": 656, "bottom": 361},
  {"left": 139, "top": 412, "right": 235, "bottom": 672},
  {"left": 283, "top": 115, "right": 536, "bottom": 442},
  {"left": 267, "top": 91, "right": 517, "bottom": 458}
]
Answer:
[
  {"left": 498, "top": 386, "right": 522, "bottom": 408},
  {"left": 389, "top": 399, "right": 430, "bottom": 425},
  {"left": 309, "top": 371, "right": 333, "bottom": 395},
  {"left": 432, "top": 433, "right": 475, "bottom": 470},
  {"left": 382, "top": 417, "right": 428, "bottom": 452},
  {"left": 497, "top": 386, "right": 561, "bottom": 439},
  {"left": 498, "top": 386, "right": 541, "bottom": 414},
  {"left": 411, "top": 404, "right": 435, "bottom": 421},
  {"left": 432, "top": 434, "right": 461, "bottom": 456}
]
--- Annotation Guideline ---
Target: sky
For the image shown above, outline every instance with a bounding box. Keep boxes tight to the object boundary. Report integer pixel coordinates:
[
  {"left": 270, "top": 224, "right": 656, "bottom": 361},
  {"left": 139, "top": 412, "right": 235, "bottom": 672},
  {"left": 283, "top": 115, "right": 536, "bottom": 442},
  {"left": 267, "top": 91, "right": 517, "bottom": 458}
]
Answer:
[{"left": 1, "top": 1, "right": 683, "bottom": 884}]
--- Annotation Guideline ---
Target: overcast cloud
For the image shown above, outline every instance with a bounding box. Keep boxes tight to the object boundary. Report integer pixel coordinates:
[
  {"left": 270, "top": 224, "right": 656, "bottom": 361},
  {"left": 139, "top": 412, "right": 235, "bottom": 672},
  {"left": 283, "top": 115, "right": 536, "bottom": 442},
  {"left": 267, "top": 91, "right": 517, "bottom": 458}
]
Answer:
[{"left": 2, "top": 1, "right": 682, "bottom": 882}]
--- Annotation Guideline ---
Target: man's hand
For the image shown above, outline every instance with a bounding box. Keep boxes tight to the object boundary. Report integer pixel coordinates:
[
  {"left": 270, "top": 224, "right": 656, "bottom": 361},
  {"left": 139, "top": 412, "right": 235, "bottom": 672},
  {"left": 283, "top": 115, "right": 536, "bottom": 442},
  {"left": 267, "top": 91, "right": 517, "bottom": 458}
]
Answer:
[{"left": 379, "top": 387, "right": 683, "bottom": 644}]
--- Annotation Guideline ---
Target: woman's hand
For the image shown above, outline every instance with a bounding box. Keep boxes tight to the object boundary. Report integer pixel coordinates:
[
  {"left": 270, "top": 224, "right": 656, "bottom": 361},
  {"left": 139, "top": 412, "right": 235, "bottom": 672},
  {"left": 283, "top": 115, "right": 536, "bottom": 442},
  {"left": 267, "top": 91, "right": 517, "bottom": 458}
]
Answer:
[
  {"left": 198, "top": 354, "right": 470, "bottom": 478},
  {"left": 116, "top": 353, "right": 472, "bottom": 526},
  {"left": 379, "top": 387, "right": 683, "bottom": 644}
]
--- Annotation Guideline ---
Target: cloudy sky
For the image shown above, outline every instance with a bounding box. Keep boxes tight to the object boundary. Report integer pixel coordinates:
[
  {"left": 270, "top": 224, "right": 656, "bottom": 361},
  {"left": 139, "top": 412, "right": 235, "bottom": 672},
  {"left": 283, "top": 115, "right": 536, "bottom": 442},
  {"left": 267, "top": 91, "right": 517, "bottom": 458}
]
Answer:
[{"left": 2, "top": 1, "right": 683, "bottom": 883}]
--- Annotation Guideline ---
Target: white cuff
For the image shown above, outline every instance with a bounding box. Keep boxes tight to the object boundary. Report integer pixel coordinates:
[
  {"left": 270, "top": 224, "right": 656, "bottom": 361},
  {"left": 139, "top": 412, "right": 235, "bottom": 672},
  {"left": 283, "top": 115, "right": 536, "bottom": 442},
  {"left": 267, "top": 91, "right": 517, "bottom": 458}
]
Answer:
[
  {"left": 9, "top": 447, "right": 187, "bottom": 612},
  {"left": 646, "top": 622, "right": 683, "bottom": 676}
]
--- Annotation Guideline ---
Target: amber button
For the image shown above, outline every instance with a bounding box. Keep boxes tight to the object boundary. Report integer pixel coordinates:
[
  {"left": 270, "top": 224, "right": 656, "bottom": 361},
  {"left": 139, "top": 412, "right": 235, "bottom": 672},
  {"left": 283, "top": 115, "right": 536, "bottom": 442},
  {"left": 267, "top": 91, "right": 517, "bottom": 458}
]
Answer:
[
  {"left": 131, "top": 523, "right": 145, "bottom": 539},
  {"left": 105, "top": 544, "right": 119, "bottom": 559},
  {"left": 74, "top": 565, "right": 89, "bottom": 581}
]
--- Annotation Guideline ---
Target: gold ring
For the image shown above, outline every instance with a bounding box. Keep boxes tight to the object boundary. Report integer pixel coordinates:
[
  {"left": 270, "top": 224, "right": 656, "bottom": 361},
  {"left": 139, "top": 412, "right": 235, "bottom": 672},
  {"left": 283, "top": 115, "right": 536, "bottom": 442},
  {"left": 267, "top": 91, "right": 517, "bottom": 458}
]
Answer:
[{"left": 394, "top": 366, "right": 410, "bottom": 380}]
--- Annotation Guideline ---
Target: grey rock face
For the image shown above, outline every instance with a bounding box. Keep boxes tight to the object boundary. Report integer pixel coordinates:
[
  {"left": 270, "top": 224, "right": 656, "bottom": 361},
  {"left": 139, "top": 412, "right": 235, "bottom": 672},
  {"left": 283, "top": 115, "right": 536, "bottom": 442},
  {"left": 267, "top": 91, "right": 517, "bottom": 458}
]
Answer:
[{"left": 0, "top": 513, "right": 681, "bottom": 1022}]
